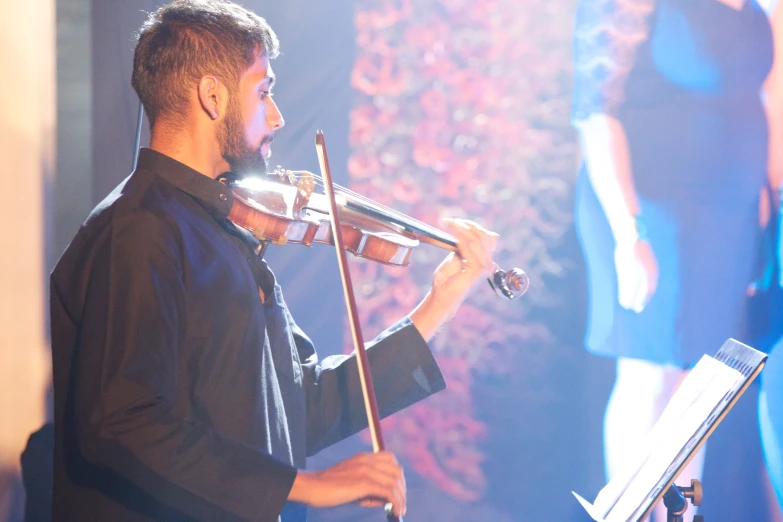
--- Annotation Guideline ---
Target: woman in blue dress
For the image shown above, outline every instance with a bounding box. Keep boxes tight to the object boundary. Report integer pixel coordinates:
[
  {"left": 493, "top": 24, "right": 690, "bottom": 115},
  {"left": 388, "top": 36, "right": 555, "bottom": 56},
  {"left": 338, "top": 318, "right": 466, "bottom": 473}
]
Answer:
[{"left": 571, "top": 0, "right": 783, "bottom": 519}]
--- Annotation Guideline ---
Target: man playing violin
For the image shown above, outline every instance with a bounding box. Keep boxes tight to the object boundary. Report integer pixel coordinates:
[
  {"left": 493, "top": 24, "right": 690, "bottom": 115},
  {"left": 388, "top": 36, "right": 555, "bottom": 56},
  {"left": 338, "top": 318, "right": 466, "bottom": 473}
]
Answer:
[{"left": 49, "top": 1, "right": 499, "bottom": 520}]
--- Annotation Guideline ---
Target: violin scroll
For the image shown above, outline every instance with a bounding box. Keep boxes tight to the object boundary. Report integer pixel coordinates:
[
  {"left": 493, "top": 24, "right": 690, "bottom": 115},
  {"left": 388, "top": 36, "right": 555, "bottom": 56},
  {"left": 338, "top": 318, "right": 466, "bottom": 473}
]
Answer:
[{"left": 489, "top": 266, "right": 530, "bottom": 300}]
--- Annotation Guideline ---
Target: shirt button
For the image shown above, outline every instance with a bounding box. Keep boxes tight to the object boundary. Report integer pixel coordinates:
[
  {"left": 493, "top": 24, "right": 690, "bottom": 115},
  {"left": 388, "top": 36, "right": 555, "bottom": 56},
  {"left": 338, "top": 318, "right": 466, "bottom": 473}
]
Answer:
[{"left": 219, "top": 193, "right": 228, "bottom": 201}]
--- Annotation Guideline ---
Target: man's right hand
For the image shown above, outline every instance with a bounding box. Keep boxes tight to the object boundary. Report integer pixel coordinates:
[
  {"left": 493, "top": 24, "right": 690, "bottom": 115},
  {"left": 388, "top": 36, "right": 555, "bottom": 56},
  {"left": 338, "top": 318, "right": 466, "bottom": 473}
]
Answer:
[
  {"left": 614, "top": 239, "right": 659, "bottom": 313},
  {"left": 288, "top": 452, "right": 406, "bottom": 517}
]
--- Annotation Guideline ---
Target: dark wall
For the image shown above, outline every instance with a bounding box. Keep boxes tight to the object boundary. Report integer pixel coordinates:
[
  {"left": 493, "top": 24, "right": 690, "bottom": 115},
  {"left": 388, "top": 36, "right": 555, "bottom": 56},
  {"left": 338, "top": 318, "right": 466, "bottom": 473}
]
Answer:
[{"left": 56, "top": 0, "right": 92, "bottom": 265}]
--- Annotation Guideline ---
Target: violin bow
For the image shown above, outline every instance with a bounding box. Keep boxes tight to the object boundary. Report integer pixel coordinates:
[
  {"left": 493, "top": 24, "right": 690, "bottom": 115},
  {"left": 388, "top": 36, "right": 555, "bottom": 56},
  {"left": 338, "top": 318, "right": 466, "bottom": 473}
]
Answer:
[{"left": 314, "top": 131, "right": 400, "bottom": 522}]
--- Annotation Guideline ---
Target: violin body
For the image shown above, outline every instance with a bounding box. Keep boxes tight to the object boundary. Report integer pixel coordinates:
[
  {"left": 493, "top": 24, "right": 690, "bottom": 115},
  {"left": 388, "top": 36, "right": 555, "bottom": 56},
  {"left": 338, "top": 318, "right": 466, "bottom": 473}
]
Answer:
[
  {"left": 223, "top": 163, "right": 528, "bottom": 300},
  {"left": 227, "top": 170, "right": 419, "bottom": 266}
]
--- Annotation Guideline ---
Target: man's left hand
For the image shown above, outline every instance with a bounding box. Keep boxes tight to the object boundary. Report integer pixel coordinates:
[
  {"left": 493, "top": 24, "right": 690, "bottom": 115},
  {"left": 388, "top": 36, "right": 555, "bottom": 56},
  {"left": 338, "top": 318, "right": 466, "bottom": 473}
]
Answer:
[{"left": 409, "top": 218, "right": 498, "bottom": 340}]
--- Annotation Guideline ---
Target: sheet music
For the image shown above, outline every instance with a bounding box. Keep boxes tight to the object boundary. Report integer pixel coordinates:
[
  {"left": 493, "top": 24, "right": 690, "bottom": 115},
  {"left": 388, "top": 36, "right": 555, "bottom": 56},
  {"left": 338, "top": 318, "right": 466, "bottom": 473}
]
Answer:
[{"left": 572, "top": 348, "right": 750, "bottom": 522}]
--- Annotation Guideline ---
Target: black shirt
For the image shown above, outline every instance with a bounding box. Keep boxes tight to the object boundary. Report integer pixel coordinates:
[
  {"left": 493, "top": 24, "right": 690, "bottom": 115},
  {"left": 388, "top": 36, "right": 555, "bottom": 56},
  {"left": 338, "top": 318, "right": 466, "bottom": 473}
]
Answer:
[{"left": 50, "top": 149, "right": 446, "bottom": 521}]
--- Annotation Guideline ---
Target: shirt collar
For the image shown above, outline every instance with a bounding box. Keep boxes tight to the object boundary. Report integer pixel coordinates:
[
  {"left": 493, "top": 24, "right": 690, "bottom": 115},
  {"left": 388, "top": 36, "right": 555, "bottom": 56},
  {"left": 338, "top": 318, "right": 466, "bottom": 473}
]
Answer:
[{"left": 135, "top": 148, "right": 235, "bottom": 219}]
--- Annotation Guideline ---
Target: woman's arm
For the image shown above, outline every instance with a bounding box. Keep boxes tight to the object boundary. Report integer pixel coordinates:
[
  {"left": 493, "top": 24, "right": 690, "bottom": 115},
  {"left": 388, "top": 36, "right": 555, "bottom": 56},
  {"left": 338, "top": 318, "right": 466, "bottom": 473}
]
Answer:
[
  {"left": 572, "top": 0, "right": 657, "bottom": 242},
  {"left": 576, "top": 114, "right": 643, "bottom": 244},
  {"left": 572, "top": 0, "right": 659, "bottom": 311}
]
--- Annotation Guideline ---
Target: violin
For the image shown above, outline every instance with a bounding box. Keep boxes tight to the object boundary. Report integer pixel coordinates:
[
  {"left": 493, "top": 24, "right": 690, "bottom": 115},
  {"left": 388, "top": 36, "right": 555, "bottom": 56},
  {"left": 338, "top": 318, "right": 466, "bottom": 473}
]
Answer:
[
  {"left": 223, "top": 132, "right": 528, "bottom": 521},
  {"left": 221, "top": 154, "right": 529, "bottom": 300}
]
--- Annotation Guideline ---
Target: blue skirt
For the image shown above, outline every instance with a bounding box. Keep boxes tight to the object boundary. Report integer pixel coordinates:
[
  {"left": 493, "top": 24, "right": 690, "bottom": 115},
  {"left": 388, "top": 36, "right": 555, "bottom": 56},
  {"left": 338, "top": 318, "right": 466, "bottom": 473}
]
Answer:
[{"left": 574, "top": 169, "right": 761, "bottom": 366}]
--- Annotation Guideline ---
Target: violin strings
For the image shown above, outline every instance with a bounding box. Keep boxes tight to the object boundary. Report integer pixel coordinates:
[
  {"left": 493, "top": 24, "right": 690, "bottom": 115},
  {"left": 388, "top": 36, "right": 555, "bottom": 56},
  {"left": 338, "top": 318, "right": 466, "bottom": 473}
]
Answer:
[
  {"left": 308, "top": 175, "right": 454, "bottom": 243},
  {"left": 272, "top": 170, "right": 401, "bottom": 221},
  {"left": 312, "top": 176, "right": 403, "bottom": 218},
  {"left": 313, "top": 177, "right": 429, "bottom": 228}
]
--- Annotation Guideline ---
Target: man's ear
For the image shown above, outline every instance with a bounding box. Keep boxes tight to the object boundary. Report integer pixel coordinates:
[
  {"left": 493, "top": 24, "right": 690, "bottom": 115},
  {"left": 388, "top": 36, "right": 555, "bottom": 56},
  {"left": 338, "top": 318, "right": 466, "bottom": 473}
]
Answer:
[{"left": 197, "top": 75, "right": 223, "bottom": 120}]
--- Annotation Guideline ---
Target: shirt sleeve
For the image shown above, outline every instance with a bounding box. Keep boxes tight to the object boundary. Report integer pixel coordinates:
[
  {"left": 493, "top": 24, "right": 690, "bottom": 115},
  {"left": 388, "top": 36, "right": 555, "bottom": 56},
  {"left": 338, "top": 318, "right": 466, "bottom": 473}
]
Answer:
[
  {"left": 65, "top": 210, "right": 296, "bottom": 521},
  {"left": 289, "top": 314, "right": 446, "bottom": 457},
  {"left": 571, "top": 0, "right": 657, "bottom": 123}
]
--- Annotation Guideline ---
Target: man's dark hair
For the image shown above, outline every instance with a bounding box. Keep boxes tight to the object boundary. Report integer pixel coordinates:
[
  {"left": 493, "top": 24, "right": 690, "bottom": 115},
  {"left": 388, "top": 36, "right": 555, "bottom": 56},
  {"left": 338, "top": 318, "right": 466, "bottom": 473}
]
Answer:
[{"left": 131, "top": 0, "right": 279, "bottom": 127}]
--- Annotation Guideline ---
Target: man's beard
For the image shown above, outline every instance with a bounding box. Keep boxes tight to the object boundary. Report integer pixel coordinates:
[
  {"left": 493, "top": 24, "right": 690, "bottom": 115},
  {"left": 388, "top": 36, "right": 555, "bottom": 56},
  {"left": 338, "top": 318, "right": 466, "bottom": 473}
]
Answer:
[{"left": 218, "top": 95, "right": 271, "bottom": 174}]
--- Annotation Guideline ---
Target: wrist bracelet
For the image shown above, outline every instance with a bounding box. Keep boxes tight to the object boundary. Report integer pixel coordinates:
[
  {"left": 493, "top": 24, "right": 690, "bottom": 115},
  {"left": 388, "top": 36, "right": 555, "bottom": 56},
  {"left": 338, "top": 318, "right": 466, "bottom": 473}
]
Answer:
[
  {"left": 634, "top": 214, "right": 648, "bottom": 241},
  {"left": 612, "top": 214, "right": 648, "bottom": 245}
]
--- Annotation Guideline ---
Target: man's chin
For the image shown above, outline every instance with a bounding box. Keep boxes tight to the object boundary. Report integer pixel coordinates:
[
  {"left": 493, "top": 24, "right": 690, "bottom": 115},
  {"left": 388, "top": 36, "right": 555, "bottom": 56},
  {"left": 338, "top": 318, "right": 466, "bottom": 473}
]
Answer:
[{"left": 225, "top": 151, "right": 268, "bottom": 175}]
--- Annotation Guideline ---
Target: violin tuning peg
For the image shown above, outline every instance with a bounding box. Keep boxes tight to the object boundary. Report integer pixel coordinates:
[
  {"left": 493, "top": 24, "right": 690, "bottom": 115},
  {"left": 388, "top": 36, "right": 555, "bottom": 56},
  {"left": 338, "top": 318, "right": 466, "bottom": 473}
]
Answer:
[
  {"left": 271, "top": 165, "right": 295, "bottom": 186},
  {"left": 285, "top": 169, "right": 297, "bottom": 186},
  {"left": 488, "top": 267, "right": 529, "bottom": 300}
]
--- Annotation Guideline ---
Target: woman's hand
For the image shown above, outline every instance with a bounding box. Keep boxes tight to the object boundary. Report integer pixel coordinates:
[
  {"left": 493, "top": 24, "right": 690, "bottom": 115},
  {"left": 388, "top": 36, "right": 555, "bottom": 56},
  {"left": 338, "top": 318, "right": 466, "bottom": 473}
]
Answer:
[{"left": 614, "top": 239, "right": 659, "bottom": 312}]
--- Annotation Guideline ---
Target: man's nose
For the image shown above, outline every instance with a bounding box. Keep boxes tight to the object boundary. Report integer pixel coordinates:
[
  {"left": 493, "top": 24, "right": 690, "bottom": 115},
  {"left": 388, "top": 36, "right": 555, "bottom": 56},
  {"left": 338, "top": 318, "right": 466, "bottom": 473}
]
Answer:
[{"left": 268, "top": 99, "right": 285, "bottom": 130}]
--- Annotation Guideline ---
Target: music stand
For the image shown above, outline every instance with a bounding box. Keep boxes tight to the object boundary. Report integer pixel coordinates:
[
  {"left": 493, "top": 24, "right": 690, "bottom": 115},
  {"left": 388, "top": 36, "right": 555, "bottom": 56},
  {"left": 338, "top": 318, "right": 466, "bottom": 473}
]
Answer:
[{"left": 573, "top": 339, "right": 767, "bottom": 522}]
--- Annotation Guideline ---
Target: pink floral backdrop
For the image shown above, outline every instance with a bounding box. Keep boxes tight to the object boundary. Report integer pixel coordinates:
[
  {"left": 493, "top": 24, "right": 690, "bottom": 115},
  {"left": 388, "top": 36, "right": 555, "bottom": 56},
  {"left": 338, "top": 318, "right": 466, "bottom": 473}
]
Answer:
[{"left": 348, "top": 0, "right": 579, "bottom": 501}]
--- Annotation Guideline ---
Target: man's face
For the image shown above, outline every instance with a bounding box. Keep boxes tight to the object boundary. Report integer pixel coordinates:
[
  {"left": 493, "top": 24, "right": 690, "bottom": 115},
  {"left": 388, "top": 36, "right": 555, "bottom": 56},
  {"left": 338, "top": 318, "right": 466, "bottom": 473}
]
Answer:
[{"left": 218, "top": 53, "right": 284, "bottom": 173}]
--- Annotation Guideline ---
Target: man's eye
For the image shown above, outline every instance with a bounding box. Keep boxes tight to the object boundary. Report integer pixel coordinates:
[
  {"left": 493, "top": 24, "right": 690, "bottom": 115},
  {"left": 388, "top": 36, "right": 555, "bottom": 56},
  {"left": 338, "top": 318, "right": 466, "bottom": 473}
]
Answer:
[{"left": 260, "top": 91, "right": 273, "bottom": 100}]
